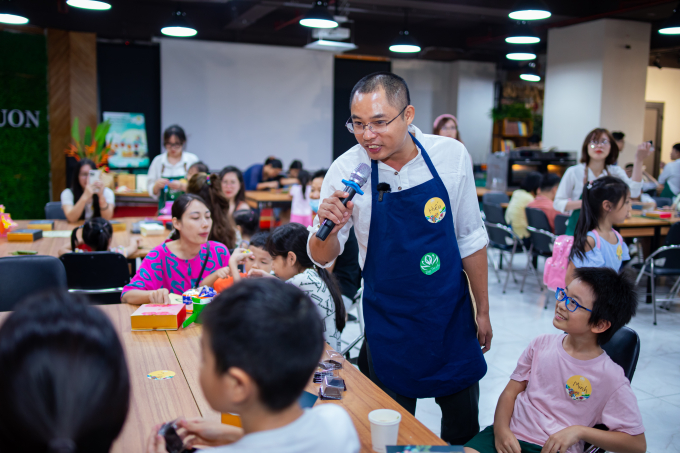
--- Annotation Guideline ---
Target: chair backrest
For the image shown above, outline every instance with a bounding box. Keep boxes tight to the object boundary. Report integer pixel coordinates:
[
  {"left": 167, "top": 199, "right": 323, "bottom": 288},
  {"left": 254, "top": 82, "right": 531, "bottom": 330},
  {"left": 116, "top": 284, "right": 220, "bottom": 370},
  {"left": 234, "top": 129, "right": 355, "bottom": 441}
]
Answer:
[
  {"left": 526, "top": 207, "right": 552, "bottom": 232},
  {"left": 60, "top": 252, "right": 131, "bottom": 304},
  {"left": 483, "top": 203, "right": 506, "bottom": 225},
  {"left": 45, "top": 201, "right": 67, "bottom": 220},
  {"left": 482, "top": 191, "right": 509, "bottom": 206},
  {"left": 554, "top": 214, "right": 569, "bottom": 236},
  {"left": 485, "top": 222, "right": 515, "bottom": 248},
  {"left": 652, "top": 196, "right": 672, "bottom": 208},
  {"left": 601, "top": 326, "right": 640, "bottom": 382},
  {"left": 665, "top": 222, "right": 680, "bottom": 246},
  {"left": 0, "top": 256, "right": 67, "bottom": 311},
  {"left": 652, "top": 244, "right": 680, "bottom": 269}
]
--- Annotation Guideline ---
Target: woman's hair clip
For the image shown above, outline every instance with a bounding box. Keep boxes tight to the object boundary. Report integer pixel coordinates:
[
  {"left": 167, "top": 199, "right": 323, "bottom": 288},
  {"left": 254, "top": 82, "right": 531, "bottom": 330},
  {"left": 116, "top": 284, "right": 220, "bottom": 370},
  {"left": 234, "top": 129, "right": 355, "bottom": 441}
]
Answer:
[
  {"left": 206, "top": 174, "right": 211, "bottom": 186},
  {"left": 587, "top": 183, "right": 593, "bottom": 190}
]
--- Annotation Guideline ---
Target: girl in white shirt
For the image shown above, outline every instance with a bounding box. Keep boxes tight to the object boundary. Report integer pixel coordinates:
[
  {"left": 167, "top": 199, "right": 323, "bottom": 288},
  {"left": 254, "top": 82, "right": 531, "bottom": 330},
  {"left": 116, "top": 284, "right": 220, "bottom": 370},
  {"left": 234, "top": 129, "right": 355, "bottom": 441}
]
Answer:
[
  {"left": 289, "top": 170, "right": 313, "bottom": 227},
  {"left": 147, "top": 125, "right": 199, "bottom": 203},
  {"left": 254, "top": 223, "right": 346, "bottom": 352},
  {"left": 61, "top": 158, "right": 115, "bottom": 222},
  {"left": 553, "top": 128, "right": 652, "bottom": 234}
]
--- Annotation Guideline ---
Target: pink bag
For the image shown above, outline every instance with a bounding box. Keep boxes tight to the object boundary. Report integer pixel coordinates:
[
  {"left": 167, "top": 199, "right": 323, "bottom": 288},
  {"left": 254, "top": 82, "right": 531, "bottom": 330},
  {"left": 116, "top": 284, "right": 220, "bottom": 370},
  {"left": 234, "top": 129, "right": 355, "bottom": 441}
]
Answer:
[{"left": 543, "top": 235, "right": 574, "bottom": 291}]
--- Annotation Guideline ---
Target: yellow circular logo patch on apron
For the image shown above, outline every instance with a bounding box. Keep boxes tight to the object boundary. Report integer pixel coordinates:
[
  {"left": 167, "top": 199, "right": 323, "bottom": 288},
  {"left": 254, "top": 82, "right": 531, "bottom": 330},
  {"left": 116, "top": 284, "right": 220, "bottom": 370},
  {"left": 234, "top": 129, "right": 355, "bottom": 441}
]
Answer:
[
  {"left": 147, "top": 370, "right": 176, "bottom": 380},
  {"left": 424, "top": 197, "right": 446, "bottom": 223},
  {"left": 565, "top": 375, "right": 592, "bottom": 401}
]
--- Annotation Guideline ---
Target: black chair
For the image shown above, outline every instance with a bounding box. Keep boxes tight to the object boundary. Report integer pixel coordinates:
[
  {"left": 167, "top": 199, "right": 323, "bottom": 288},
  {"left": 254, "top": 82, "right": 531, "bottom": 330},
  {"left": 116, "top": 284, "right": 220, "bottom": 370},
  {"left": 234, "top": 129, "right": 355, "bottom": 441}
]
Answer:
[
  {"left": 483, "top": 202, "right": 507, "bottom": 225},
  {"left": 633, "top": 244, "right": 680, "bottom": 325},
  {"left": 523, "top": 208, "right": 557, "bottom": 298},
  {"left": 485, "top": 219, "right": 528, "bottom": 293},
  {"left": 0, "top": 256, "right": 67, "bottom": 311},
  {"left": 554, "top": 214, "right": 569, "bottom": 236},
  {"left": 45, "top": 201, "right": 67, "bottom": 220},
  {"left": 482, "top": 191, "right": 509, "bottom": 207},
  {"left": 584, "top": 326, "right": 640, "bottom": 453},
  {"left": 60, "top": 252, "right": 131, "bottom": 304}
]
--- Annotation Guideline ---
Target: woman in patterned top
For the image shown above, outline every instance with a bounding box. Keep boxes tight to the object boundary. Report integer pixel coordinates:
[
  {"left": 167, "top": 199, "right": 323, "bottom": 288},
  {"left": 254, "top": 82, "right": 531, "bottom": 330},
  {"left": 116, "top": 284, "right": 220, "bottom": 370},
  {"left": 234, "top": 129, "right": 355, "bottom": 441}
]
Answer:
[
  {"left": 121, "top": 194, "right": 230, "bottom": 304},
  {"left": 251, "top": 222, "right": 346, "bottom": 351}
]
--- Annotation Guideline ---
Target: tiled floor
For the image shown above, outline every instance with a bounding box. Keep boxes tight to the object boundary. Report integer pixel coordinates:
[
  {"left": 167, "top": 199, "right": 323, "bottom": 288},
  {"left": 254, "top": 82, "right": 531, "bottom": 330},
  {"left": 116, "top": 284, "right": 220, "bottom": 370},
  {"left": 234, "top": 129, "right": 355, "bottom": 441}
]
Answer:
[{"left": 340, "top": 252, "right": 680, "bottom": 452}]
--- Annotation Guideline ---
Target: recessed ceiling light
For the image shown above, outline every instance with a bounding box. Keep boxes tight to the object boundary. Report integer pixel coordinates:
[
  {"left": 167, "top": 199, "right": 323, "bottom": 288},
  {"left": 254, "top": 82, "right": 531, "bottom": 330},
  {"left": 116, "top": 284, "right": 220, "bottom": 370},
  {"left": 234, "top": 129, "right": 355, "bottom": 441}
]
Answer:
[
  {"left": 659, "top": 8, "right": 680, "bottom": 34},
  {"left": 0, "top": 0, "right": 29, "bottom": 24},
  {"left": 520, "top": 74, "right": 541, "bottom": 82},
  {"left": 66, "top": 0, "right": 112, "bottom": 11}
]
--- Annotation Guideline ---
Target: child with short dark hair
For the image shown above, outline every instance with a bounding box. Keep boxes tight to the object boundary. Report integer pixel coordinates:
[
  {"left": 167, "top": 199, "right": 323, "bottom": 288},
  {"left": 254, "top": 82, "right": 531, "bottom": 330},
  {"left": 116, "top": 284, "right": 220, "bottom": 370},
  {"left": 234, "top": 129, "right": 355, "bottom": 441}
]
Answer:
[
  {"left": 213, "top": 232, "right": 272, "bottom": 292},
  {"left": 146, "top": 279, "right": 360, "bottom": 453},
  {"left": 527, "top": 173, "right": 563, "bottom": 232},
  {"left": 465, "top": 267, "right": 645, "bottom": 453},
  {"left": 0, "top": 291, "right": 130, "bottom": 452}
]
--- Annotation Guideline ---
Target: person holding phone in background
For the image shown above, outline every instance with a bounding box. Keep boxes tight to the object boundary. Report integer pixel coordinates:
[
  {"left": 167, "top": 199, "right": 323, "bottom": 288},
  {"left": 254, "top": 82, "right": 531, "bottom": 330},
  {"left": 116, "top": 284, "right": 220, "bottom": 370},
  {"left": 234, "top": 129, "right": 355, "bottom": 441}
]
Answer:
[
  {"left": 61, "top": 158, "right": 115, "bottom": 222},
  {"left": 147, "top": 125, "right": 199, "bottom": 211}
]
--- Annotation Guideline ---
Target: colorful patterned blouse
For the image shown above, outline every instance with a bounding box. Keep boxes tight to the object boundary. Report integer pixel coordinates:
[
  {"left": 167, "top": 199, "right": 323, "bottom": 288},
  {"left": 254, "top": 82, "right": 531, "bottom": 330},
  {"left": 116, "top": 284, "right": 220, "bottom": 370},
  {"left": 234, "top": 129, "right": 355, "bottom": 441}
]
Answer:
[{"left": 122, "top": 240, "right": 230, "bottom": 296}]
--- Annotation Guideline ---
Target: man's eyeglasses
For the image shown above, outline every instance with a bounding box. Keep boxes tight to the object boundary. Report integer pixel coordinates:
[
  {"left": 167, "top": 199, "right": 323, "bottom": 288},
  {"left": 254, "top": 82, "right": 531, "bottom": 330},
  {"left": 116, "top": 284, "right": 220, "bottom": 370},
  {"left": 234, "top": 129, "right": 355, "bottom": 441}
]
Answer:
[
  {"left": 589, "top": 139, "right": 609, "bottom": 148},
  {"left": 555, "top": 288, "right": 592, "bottom": 312},
  {"left": 346, "top": 106, "right": 407, "bottom": 135}
]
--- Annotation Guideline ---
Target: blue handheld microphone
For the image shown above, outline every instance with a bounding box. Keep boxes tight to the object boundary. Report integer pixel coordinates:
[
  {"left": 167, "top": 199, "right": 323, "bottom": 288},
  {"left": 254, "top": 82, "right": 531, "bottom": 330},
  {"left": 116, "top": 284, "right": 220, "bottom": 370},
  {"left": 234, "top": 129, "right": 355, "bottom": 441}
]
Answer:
[{"left": 316, "top": 163, "right": 370, "bottom": 241}]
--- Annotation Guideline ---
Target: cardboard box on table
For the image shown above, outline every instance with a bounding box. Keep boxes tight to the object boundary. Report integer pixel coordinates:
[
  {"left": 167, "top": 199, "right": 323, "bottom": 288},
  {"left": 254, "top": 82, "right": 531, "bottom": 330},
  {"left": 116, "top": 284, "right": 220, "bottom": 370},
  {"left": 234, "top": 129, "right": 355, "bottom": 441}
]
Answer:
[{"left": 130, "top": 304, "right": 186, "bottom": 331}]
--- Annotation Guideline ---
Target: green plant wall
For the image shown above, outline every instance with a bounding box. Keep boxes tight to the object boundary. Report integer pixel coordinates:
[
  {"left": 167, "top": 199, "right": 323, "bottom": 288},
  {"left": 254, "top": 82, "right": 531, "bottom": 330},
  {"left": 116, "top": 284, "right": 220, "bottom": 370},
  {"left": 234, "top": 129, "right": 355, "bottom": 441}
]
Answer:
[{"left": 0, "top": 31, "right": 50, "bottom": 219}]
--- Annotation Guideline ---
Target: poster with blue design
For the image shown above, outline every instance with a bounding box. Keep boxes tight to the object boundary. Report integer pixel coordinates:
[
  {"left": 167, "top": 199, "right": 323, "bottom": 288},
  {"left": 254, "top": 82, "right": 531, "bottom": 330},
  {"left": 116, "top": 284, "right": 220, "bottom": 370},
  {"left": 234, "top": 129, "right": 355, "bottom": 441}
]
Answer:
[{"left": 103, "top": 111, "right": 149, "bottom": 168}]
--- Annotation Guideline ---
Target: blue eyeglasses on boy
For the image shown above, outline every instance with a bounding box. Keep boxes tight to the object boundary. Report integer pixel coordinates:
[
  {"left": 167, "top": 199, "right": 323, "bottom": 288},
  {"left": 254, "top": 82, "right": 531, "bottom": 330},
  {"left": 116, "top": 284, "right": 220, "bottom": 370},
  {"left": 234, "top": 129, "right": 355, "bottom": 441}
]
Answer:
[{"left": 555, "top": 287, "right": 592, "bottom": 312}]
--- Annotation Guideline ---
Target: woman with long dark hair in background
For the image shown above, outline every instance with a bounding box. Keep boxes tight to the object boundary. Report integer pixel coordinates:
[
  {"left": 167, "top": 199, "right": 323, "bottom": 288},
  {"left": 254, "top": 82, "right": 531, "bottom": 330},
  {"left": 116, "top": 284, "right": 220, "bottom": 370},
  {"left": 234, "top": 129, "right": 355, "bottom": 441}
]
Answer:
[
  {"left": 187, "top": 172, "right": 238, "bottom": 249},
  {"left": 61, "top": 158, "right": 115, "bottom": 222},
  {"left": 219, "top": 166, "right": 250, "bottom": 216}
]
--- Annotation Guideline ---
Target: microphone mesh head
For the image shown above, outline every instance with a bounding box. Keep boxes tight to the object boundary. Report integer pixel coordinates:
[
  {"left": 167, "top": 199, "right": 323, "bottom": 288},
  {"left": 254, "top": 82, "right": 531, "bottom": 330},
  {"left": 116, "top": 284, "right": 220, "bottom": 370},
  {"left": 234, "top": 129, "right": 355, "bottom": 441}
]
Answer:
[{"left": 350, "top": 163, "right": 371, "bottom": 187}]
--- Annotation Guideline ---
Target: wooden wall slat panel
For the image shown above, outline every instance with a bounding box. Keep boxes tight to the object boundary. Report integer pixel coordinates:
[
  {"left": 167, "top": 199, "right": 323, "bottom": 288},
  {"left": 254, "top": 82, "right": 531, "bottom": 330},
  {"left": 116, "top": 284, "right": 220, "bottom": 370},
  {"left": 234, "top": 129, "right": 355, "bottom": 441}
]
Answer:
[{"left": 47, "top": 29, "right": 98, "bottom": 201}]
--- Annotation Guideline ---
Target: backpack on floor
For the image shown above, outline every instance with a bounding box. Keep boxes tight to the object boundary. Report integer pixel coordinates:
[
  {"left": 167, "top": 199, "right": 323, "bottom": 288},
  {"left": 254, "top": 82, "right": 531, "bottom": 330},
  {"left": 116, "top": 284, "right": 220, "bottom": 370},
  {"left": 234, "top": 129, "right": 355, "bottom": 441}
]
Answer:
[{"left": 543, "top": 235, "right": 574, "bottom": 291}]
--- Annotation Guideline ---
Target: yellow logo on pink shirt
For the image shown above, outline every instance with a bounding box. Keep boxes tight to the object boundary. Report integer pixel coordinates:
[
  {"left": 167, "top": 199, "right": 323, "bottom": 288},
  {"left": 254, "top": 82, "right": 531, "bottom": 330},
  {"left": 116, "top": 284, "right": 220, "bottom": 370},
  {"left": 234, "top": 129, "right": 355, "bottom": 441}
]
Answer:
[{"left": 565, "top": 375, "right": 592, "bottom": 401}]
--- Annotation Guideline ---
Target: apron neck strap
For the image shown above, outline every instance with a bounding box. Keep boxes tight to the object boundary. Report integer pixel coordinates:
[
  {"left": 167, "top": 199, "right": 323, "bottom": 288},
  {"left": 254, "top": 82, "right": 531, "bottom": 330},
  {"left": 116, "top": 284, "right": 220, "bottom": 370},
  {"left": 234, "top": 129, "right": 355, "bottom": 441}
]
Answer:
[{"left": 371, "top": 132, "right": 438, "bottom": 192}]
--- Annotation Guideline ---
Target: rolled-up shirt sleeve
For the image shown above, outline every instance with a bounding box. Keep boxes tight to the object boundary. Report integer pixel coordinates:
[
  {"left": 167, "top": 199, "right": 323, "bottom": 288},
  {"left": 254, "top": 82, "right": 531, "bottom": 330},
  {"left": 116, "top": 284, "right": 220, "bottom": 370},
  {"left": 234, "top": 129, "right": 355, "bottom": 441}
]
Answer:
[
  {"left": 306, "top": 164, "right": 352, "bottom": 269},
  {"left": 610, "top": 165, "right": 642, "bottom": 198},
  {"left": 553, "top": 166, "right": 576, "bottom": 213},
  {"left": 453, "top": 150, "right": 488, "bottom": 259}
]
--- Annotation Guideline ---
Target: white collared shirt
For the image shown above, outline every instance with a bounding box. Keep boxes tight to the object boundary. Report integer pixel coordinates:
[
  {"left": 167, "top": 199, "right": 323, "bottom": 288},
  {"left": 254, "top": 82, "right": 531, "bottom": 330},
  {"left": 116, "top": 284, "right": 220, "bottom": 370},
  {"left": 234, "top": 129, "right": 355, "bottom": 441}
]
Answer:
[
  {"left": 307, "top": 125, "right": 488, "bottom": 269},
  {"left": 146, "top": 151, "right": 199, "bottom": 199},
  {"left": 553, "top": 163, "right": 642, "bottom": 213},
  {"left": 658, "top": 159, "right": 680, "bottom": 195}
]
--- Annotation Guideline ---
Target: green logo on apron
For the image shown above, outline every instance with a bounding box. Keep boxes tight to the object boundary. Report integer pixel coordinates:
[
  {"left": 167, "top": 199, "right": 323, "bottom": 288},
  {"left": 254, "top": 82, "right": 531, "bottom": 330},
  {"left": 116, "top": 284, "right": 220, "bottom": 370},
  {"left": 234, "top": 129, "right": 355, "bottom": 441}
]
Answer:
[{"left": 420, "top": 252, "right": 440, "bottom": 275}]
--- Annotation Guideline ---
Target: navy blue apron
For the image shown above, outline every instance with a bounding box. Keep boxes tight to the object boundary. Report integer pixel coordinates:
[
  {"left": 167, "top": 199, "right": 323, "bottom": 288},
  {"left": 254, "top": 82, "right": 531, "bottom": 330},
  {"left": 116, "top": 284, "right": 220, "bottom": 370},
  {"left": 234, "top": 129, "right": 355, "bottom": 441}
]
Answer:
[{"left": 362, "top": 134, "right": 487, "bottom": 398}]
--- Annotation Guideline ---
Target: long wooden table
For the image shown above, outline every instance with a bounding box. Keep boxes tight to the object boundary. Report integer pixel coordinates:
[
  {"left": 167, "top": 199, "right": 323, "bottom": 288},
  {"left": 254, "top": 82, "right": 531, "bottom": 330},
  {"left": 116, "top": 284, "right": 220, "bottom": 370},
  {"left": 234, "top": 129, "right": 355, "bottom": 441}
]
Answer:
[
  {"left": 0, "top": 217, "right": 166, "bottom": 259},
  {"left": 0, "top": 304, "right": 444, "bottom": 452},
  {"left": 245, "top": 190, "right": 293, "bottom": 210}
]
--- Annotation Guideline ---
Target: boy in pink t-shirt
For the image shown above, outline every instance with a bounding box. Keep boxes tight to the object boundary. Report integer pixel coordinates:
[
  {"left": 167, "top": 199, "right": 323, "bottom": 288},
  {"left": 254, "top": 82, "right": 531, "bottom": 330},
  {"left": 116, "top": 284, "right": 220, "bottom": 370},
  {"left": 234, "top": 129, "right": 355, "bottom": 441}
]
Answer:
[{"left": 465, "top": 267, "right": 645, "bottom": 453}]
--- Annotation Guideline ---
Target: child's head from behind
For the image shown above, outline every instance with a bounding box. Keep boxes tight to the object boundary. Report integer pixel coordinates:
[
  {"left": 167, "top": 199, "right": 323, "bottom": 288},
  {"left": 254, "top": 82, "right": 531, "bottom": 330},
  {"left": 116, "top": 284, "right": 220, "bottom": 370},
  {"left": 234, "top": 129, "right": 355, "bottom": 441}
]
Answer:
[
  {"left": 571, "top": 176, "right": 630, "bottom": 262},
  {"left": 73, "top": 217, "right": 113, "bottom": 252},
  {"left": 200, "top": 279, "right": 324, "bottom": 414},
  {"left": 244, "top": 232, "right": 272, "bottom": 274},
  {"left": 538, "top": 173, "right": 561, "bottom": 201},
  {"left": 554, "top": 267, "right": 636, "bottom": 345},
  {"left": 520, "top": 171, "right": 542, "bottom": 196},
  {"left": 233, "top": 209, "right": 259, "bottom": 240},
  {"left": 266, "top": 223, "right": 310, "bottom": 280},
  {"left": 0, "top": 292, "right": 129, "bottom": 452}
]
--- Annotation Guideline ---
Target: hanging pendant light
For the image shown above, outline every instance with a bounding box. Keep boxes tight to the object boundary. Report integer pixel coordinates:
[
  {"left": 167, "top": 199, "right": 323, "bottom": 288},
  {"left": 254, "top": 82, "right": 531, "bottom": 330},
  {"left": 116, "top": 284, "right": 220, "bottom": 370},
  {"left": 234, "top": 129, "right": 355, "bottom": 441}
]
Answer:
[
  {"left": 300, "top": 1, "right": 338, "bottom": 29},
  {"left": 509, "top": 0, "right": 551, "bottom": 21},
  {"left": 161, "top": 10, "right": 197, "bottom": 37},
  {"left": 66, "top": 0, "right": 112, "bottom": 11},
  {"left": 659, "top": 7, "right": 680, "bottom": 35},
  {"left": 390, "top": 10, "right": 420, "bottom": 53},
  {"left": 520, "top": 64, "right": 541, "bottom": 82},
  {"left": 507, "top": 51, "right": 537, "bottom": 61},
  {"left": 506, "top": 22, "right": 540, "bottom": 44},
  {"left": 0, "top": 0, "right": 29, "bottom": 24}
]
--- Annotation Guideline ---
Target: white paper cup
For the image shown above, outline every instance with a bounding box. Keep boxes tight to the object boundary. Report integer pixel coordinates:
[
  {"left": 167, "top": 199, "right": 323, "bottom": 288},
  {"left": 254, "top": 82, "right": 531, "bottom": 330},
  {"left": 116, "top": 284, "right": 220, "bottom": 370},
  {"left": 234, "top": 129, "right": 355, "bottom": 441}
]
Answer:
[{"left": 368, "top": 409, "right": 401, "bottom": 453}]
